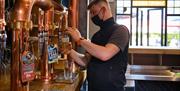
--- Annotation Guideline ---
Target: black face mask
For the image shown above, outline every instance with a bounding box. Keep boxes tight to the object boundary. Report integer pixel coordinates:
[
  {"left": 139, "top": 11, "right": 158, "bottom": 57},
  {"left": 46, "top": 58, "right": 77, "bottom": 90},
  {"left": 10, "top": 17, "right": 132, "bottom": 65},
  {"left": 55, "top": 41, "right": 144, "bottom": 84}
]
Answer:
[{"left": 91, "top": 12, "right": 103, "bottom": 26}]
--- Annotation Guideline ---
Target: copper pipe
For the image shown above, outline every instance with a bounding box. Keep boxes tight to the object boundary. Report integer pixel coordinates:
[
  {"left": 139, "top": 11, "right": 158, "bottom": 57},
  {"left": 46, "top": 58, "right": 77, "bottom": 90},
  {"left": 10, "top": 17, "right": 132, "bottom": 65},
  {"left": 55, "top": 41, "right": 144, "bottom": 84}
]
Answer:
[
  {"left": 11, "top": 22, "right": 21, "bottom": 91},
  {"left": 0, "top": 0, "right": 5, "bottom": 20},
  {"left": 68, "top": 0, "right": 79, "bottom": 50},
  {"left": 0, "top": 0, "right": 5, "bottom": 30},
  {"left": 68, "top": 0, "right": 79, "bottom": 28}
]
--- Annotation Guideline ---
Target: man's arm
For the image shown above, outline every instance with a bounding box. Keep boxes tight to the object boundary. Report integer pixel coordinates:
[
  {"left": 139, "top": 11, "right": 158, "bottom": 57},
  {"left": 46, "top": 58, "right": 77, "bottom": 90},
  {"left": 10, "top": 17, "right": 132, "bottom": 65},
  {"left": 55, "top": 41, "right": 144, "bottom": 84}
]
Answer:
[
  {"left": 79, "top": 39, "right": 120, "bottom": 61},
  {"left": 69, "top": 49, "right": 91, "bottom": 67}
]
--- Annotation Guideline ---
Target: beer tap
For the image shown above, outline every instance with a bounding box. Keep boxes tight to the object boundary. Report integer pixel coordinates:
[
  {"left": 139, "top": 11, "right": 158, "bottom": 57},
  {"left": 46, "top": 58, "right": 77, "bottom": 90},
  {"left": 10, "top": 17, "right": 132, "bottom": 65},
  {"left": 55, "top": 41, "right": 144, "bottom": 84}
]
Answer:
[
  {"left": 38, "top": 9, "right": 45, "bottom": 61},
  {"left": 57, "top": 11, "right": 77, "bottom": 81},
  {"left": 58, "top": 11, "right": 71, "bottom": 60},
  {"left": 38, "top": 7, "right": 58, "bottom": 82},
  {"left": 38, "top": 9, "right": 51, "bottom": 81}
]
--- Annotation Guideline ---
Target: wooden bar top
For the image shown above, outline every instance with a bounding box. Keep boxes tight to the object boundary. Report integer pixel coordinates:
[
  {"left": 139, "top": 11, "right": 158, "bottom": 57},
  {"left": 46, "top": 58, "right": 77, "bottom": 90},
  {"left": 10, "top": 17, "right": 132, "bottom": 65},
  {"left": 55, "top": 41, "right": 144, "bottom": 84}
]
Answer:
[
  {"left": 129, "top": 46, "right": 180, "bottom": 55},
  {"left": 30, "top": 70, "right": 86, "bottom": 91},
  {"left": 0, "top": 70, "right": 86, "bottom": 91}
]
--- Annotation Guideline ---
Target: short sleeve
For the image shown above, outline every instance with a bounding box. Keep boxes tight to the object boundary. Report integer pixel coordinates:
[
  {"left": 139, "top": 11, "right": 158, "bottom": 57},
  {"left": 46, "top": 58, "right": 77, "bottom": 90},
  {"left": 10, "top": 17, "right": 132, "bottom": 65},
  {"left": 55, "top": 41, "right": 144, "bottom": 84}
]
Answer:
[{"left": 108, "top": 25, "right": 129, "bottom": 52}]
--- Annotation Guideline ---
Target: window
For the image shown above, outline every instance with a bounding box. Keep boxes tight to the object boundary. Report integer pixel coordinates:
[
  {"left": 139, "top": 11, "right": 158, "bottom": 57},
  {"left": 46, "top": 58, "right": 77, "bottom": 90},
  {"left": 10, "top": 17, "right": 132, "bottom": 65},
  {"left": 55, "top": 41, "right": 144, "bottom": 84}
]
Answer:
[{"left": 116, "top": 0, "right": 180, "bottom": 48}]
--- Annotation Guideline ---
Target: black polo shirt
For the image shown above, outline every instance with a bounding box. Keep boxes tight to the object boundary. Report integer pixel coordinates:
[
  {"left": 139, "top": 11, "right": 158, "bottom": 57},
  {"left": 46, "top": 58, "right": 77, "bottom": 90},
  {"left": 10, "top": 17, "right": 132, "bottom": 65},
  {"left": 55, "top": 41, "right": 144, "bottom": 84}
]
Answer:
[{"left": 87, "top": 17, "right": 129, "bottom": 91}]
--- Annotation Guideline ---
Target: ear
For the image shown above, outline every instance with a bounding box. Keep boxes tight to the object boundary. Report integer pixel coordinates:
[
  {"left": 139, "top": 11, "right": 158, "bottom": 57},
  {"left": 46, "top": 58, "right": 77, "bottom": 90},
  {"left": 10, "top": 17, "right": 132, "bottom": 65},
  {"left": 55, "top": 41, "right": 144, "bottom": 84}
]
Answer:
[
  {"left": 100, "top": 7, "right": 106, "bottom": 20},
  {"left": 101, "top": 7, "right": 106, "bottom": 14}
]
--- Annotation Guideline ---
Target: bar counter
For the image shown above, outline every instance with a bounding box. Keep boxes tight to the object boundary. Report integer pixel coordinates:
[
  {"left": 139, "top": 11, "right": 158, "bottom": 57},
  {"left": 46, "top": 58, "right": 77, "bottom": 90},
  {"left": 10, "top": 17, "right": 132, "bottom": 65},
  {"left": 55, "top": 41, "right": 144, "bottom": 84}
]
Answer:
[
  {"left": 30, "top": 70, "right": 86, "bottom": 91},
  {"left": 0, "top": 70, "right": 86, "bottom": 91},
  {"left": 126, "top": 65, "right": 180, "bottom": 91},
  {"left": 126, "top": 65, "right": 180, "bottom": 81}
]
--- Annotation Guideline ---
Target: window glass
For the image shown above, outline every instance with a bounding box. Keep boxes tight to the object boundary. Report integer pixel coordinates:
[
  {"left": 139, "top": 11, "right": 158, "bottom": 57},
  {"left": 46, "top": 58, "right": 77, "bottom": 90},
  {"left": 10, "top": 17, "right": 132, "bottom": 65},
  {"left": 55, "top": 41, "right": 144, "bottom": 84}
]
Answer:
[
  {"left": 167, "top": 16, "right": 180, "bottom": 47},
  {"left": 167, "top": 0, "right": 180, "bottom": 14},
  {"left": 117, "top": 0, "right": 131, "bottom": 14},
  {"left": 116, "top": 15, "right": 130, "bottom": 30}
]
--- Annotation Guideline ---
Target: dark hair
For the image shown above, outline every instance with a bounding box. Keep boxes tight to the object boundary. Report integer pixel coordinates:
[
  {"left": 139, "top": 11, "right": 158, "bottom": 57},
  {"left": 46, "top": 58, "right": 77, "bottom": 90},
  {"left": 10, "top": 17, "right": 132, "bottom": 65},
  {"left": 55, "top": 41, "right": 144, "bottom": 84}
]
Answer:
[{"left": 87, "top": 0, "right": 108, "bottom": 9}]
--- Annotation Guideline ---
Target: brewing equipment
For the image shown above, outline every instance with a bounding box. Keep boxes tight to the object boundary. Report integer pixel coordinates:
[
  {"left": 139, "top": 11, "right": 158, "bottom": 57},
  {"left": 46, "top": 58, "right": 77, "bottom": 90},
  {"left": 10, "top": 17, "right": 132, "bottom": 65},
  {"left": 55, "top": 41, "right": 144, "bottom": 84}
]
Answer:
[{"left": 0, "top": 0, "right": 80, "bottom": 90}]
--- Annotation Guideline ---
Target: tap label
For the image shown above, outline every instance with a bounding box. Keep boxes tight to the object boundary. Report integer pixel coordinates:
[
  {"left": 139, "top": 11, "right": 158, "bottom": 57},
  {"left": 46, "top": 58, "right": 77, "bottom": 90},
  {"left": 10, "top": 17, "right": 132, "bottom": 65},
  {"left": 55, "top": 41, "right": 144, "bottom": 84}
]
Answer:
[
  {"left": 48, "top": 44, "right": 58, "bottom": 64},
  {"left": 21, "top": 51, "right": 35, "bottom": 82}
]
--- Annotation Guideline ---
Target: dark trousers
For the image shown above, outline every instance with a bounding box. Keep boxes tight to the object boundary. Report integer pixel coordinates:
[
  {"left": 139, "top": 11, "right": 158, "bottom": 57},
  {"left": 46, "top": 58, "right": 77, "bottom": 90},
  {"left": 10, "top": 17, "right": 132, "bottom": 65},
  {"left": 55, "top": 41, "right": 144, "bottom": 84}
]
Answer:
[{"left": 88, "top": 85, "right": 125, "bottom": 91}]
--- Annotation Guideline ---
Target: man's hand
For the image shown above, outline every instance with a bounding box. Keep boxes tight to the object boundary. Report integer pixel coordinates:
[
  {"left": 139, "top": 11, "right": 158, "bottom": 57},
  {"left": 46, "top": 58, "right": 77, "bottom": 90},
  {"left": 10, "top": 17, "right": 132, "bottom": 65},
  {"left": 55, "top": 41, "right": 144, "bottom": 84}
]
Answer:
[{"left": 66, "top": 27, "right": 82, "bottom": 42}]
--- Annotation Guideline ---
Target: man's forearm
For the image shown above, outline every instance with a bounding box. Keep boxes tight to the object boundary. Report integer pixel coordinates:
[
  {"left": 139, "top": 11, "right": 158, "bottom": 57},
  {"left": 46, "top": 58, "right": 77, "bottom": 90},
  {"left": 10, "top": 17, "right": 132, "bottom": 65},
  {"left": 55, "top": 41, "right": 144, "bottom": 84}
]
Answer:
[
  {"left": 70, "top": 49, "right": 89, "bottom": 67},
  {"left": 80, "top": 39, "right": 106, "bottom": 59}
]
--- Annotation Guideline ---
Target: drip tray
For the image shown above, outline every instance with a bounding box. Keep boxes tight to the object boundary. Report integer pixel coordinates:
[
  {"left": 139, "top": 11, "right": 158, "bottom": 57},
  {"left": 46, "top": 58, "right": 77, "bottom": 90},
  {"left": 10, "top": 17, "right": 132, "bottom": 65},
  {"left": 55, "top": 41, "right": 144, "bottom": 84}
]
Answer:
[{"left": 54, "top": 73, "right": 78, "bottom": 84}]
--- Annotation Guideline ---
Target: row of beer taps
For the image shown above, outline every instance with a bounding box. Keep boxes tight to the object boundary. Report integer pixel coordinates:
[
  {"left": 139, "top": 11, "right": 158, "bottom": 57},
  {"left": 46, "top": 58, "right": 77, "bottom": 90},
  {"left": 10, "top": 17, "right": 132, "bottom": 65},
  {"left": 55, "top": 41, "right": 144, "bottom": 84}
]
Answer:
[{"left": 0, "top": 0, "right": 79, "bottom": 91}]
